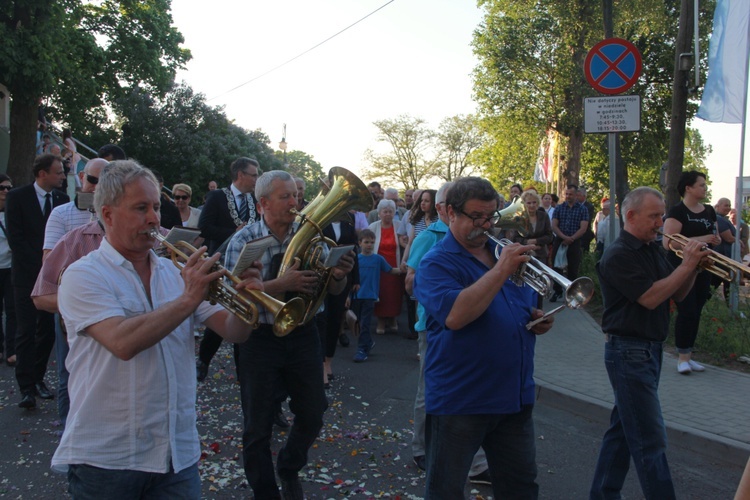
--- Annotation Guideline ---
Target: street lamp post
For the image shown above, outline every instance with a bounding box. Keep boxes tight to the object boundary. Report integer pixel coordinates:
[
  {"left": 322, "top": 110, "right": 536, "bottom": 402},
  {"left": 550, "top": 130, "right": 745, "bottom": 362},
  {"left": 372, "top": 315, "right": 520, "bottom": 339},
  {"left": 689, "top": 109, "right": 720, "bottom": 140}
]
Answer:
[{"left": 278, "top": 123, "right": 288, "bottom": 168}]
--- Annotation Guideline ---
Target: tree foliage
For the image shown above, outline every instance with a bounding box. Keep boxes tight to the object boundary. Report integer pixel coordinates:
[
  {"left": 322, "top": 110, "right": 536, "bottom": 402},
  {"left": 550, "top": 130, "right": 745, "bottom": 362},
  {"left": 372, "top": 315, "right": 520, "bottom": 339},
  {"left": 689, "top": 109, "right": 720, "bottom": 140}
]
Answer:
[
  {"left": 364, "top": 114, "right": 487, "bottom": 190},
  {"left": 114, "top": 83, "right": 284, "bottom": 202},
  {"left": 0, "top": 0, "right": 190, "bottom": 183},
  {"left": 364, "top": 115, "right": 438, "bottom": 190},
  {"left": 472, "top": 0, "right": 715, "bottom": 199},
  {"left": 434, "top": 114, "right": 485, "bottom": 181},
  {"left": 277, "top": 150, "right": 326, "bottom": 200}
]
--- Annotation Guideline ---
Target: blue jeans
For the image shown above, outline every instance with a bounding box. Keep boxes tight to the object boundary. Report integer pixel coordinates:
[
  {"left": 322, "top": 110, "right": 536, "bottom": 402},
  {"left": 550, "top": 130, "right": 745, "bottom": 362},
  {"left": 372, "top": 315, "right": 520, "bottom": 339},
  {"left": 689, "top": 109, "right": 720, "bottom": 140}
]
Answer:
[
  {"left": 353, "top": 299, "right": 375, "bottom": 352},
  {"left": 237, "top": 322, "right": 327, "bottom": 499},
  {"left": 55, "top": 313, "right": 70, "bottom": 428},
  {"left": 67, "top": 462, "right": 200, "bottom": 499},
  {"left": 589, "top": 336, "right": 675, "bottom": 500},
  {"left": 425, "top": 406, "right": 538, "bottom": 499}
]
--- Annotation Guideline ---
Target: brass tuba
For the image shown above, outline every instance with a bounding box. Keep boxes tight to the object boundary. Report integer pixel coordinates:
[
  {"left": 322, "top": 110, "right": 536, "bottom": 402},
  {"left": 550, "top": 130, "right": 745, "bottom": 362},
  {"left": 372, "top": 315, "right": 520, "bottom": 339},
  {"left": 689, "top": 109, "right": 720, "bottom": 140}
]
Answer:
[
  {"left": 493, "top": 196, "right": 530, "bottom": 236},
  {"left": 277, "top": 167, "right": 372, "bottom": 326}
]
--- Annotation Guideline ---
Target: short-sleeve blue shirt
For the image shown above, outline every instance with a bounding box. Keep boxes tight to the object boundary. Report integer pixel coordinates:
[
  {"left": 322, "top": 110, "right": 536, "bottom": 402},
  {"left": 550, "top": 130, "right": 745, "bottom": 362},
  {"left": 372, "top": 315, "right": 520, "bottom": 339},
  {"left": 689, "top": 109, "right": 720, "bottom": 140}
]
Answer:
[
  {"left": 414, "top": 230, "right": 538, "bottom": 415},
  {"left": 407, "top": 219, "right": 448, "bottom": 332},
  {"left": 355, "top": 253, "right": 392, "bottom": 300}
]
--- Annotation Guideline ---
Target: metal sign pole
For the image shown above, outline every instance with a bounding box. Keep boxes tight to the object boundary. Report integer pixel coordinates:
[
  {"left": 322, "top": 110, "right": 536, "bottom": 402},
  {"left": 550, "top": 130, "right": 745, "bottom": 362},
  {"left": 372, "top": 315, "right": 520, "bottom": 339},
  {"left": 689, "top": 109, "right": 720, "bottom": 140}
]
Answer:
[{"left": 608, "top": 132, "right": 617, "bottom": 246}]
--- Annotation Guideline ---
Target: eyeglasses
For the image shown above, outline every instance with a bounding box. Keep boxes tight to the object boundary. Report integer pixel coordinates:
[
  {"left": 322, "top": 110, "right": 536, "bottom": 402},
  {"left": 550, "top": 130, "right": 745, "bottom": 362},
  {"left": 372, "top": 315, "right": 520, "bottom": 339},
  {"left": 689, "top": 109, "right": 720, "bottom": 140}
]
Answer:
[
  {"left": 86, "top": 174, "right": 99, "bottom": 185},
  {"left": 174, "top": 195, "right": 190, "bottom": 201},
  {"left": 0, "top": 185, "right": 12, "bottom": 191},
  {"left": 241, "top": 170, "right": 259, "bottom": 178},
  {"left": 459, "top": 209, "right": 498, "bottom": 228}
]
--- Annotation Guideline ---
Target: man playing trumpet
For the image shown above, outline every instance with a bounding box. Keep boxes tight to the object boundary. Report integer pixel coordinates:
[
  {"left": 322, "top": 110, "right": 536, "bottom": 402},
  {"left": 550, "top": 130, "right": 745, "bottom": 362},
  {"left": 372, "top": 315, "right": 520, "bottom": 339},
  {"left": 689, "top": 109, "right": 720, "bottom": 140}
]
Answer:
[
  {"left": 590, "top": 187, "right": 709, "bottom": 499},
  {"left": 224, "top": 170, "right": 355, "bottom": 499},
  {"left": 51, "top": 161, "right": 263, "bottom": 498},
  {"left": 414, "top": 176, "right": 553, "bottom": 498}
]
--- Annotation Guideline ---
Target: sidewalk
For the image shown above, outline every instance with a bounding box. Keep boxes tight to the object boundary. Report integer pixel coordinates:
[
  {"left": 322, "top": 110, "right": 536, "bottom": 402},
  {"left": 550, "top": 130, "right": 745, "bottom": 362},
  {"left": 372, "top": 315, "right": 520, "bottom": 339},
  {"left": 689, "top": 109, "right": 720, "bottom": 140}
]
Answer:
[{"left": 535, "top": 306, "right": 750, "bottom": 467}]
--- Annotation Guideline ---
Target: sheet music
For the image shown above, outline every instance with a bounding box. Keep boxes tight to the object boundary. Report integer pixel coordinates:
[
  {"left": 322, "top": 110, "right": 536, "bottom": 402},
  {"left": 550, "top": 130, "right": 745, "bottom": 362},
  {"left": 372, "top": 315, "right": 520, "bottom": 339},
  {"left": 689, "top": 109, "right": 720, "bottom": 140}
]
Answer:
[
  {"left": 165, "top": 227, "right": 202, "bottom": 245},
  {"left": 232, "top": 235, "right": 275, "bottom": 276},
  {"left": 324, "top": 244, "right": 355, "bottom": 268}
]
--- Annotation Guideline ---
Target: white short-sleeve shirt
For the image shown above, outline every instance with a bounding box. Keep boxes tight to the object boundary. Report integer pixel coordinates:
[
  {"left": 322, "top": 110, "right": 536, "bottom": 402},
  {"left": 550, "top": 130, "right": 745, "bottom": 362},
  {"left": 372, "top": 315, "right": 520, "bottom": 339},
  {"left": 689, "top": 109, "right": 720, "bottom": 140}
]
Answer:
[{"left": 52, "top": 238, "right": 222, "bottom": 474}]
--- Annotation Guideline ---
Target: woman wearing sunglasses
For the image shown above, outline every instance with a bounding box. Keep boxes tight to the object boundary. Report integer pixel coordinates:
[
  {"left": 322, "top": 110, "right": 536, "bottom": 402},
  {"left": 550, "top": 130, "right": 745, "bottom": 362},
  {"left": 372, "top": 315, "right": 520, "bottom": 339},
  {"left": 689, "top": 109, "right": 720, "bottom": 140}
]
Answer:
[{"left": 172, "top": 183, "right": 202, "bottom": 229}]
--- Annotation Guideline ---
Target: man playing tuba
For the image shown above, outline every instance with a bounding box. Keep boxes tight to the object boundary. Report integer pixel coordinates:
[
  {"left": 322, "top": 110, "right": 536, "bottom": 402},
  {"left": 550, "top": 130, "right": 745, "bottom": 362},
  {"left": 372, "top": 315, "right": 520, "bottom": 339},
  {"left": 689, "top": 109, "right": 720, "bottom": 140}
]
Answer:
[{"left": 224, "top": 170, "right": 355, "bottom": 499}]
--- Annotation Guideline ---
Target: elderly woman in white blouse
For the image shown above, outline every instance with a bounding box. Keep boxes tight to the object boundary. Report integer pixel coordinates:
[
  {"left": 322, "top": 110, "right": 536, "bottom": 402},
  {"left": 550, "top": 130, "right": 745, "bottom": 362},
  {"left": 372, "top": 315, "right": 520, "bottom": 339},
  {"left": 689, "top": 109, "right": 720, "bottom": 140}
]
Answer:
[{"left": 368, "top": 199, "right": 408, "bottom": 334}]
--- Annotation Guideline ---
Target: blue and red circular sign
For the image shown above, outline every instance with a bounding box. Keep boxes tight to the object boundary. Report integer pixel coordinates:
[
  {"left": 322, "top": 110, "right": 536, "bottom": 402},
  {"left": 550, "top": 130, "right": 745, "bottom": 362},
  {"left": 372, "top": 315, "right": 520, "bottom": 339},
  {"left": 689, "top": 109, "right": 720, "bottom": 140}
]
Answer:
[{"left": 584, "top": 38, "right": 642, "bottom": 95}]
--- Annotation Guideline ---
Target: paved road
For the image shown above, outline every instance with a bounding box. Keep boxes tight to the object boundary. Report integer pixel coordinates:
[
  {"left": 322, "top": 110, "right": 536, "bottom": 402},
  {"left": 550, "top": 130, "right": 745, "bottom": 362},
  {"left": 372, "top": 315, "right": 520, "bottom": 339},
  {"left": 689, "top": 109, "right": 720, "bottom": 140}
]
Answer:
[{"left": 0, "top": 308, "right": 744, "bottom": 498}]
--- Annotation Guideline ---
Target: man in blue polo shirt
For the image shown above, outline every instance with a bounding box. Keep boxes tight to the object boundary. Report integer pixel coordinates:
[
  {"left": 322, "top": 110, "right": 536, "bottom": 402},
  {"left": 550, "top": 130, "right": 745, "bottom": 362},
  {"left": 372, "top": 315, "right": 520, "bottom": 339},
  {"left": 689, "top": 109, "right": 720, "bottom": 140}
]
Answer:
[
  {"left": 414, "top": 176, "right": 554, "bottom": 499},
  {"left": 550, "top": 184, "right": 589, "bottom": 301}
]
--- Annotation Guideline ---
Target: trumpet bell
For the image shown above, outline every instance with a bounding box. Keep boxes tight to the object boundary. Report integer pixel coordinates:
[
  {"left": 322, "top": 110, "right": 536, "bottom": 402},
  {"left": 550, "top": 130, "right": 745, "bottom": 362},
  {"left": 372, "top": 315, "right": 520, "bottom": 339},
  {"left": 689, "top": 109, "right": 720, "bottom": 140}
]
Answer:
[{"left": 565, "top": 277, "right": 595, "bottom": 309}]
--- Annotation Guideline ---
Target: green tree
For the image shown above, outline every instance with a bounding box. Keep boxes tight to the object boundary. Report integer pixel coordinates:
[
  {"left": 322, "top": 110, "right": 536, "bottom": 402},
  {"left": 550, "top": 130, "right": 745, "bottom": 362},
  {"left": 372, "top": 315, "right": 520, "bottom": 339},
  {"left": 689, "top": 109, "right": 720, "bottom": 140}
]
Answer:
[
  {"left": 434, "top": 114, "right": 486, "bottom": 181},
  {"left": 364, "top": 115, "right": 437, "bottom": 189},
  {"left": 472, "top": 0, "right": 715, "bottom": 199},
  {"left": 473, "top": 112, "right": 541, "bottom": 192},
  {"left": 278, "top": 150, "right": 326, "bottom": 200},
  {"left": 0, "top": 0, "right": 190, "bottom": 183},
  {"left": 114, "top": 83, "right": 283, "bottom": 202}
]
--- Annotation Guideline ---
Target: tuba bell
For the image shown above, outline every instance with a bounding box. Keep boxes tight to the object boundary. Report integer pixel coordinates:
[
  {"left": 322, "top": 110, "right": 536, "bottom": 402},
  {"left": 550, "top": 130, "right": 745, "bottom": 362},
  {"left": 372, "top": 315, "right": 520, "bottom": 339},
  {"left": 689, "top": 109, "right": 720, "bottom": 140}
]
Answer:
[
  {"left": 276, "top": 167, "right": 372, "bottom": 327},
  {"left": 493, "top": 196, "right": 530, "bottom": 236}
]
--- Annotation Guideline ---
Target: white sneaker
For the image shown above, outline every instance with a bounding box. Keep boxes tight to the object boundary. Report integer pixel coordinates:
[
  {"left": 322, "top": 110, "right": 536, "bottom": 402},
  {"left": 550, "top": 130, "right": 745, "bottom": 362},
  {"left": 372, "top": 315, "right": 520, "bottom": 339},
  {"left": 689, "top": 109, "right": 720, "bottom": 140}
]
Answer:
[
  {"left": 688, "top": 360, "right": 705, "bottom": 372},
  {"left": 677, "top": 361, "right": 692, "bottom": 374}
]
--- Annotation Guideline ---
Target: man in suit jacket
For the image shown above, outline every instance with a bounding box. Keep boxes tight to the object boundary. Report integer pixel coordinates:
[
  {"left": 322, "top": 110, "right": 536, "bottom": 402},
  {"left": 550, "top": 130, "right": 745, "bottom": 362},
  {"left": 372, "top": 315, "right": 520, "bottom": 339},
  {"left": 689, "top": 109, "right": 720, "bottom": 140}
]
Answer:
[
  {"left": 196, "top": 157, "right": 260, "bottom": 381},
  {"left": 199, "top": 157, "right": 259, "bottom": 255},
  {"left": 6, "top": 153, "right": 69, "bottom": 409}
]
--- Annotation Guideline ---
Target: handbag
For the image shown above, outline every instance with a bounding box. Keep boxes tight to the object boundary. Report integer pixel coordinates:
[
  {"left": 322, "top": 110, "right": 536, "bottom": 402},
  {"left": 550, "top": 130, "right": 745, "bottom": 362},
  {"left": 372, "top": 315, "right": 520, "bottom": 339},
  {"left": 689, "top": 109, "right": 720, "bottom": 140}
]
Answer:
[{"left": 554, "top": 244, "right": 568, "bottom": 269}]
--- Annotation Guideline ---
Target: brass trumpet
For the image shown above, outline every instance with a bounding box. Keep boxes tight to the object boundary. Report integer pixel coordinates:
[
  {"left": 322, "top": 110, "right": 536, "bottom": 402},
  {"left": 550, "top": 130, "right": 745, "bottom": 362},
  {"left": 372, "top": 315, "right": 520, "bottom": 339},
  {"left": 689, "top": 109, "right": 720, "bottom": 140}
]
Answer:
[
  {"left": 148, "top": 229, "right": 305, "bottom": 336},
  {"left": 658, "top": 230, "right": 750, "bottom": 282}
]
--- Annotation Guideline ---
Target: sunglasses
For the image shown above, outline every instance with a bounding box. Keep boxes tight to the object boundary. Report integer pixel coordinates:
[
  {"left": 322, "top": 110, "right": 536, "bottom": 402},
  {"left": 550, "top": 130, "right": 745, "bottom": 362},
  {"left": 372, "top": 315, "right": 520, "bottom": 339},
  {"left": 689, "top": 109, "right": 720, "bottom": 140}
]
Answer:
[
  {"left": 86, "top": 174, "right": 99, "bottom": 185},
  {"left": 0, "top": 185, "right": 11, "bottom": 191},
  {"left": 174, "top": 195, "right": 190, "bottom": 201}
]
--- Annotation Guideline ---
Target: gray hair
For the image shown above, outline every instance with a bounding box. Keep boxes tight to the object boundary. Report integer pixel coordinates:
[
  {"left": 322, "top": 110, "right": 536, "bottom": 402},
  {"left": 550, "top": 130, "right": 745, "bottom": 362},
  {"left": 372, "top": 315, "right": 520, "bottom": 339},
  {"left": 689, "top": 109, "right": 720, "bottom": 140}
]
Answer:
[
  {"left": 83, "top": 157, "right": 108, "bottom": 175},
  {"left": 255, "top": 170, "right": 294, "bottom": 199},
  {"left": 377, "top": 199, "right": 396, "bottom": 213},
  {"left": 384, "top": 187, "right": 399, "bottom": 199},
  {"left": 621, "top": 187, "right": 663, "bottom": 215},
  {"left": 436, "top": 182, "right": 454, "bottom": 205},
  {"left": 94, "top": 160, "right": 158, "bottom": 215}
]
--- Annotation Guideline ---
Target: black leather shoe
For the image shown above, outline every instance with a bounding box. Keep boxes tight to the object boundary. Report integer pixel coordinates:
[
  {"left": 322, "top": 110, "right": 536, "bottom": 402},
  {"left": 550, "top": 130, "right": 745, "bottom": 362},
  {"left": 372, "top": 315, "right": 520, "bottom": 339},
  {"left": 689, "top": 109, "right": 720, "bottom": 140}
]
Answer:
[
  {"left": 196, "top": 361, "right": 208, "bottom": 382},
  {"left": 274, "top": 411, "right": 290, "bottom": 428},
  {"left": 338, "top": 333, "right": 350, "bottom": 347},
  {"left": 19, "top": 393, "right": 36, "bottom": 409},
  {"left": 413, "top": 455, "right": 426, "bottom": 471},
  {"left": 35, "top": 381, "right": 54, "bottom": 399},
  {"left": 279, "top": 475, "right": 304, "bottom": 500}
]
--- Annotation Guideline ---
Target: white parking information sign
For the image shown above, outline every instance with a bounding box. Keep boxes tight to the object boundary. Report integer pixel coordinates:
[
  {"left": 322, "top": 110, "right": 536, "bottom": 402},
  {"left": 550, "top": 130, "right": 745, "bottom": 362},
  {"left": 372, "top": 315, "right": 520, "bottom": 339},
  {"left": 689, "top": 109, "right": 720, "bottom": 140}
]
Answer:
[{"left": 584, "top": 95, "right": 641, "bottom": 134}]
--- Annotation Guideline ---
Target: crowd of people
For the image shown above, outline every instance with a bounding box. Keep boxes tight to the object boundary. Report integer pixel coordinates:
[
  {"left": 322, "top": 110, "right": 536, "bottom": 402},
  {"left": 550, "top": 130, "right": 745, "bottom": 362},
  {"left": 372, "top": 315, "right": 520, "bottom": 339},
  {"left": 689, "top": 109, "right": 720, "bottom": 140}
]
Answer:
[{"left": 4, "top": 136, "right": 750, "bottom": 499}]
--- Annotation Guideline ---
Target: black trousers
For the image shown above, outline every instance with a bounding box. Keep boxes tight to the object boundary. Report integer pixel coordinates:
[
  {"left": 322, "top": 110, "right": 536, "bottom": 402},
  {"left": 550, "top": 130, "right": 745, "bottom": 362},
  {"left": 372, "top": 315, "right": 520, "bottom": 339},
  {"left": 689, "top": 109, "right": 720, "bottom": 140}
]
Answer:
[
  {"left": 14, "top": 287, "right": 55, "bottom": 394},
  {"left": 198, "top": 328, "right": 239, "bottom": 371},
  {"left": 0, "top": 268, "right": 16, "bottom": 356}
]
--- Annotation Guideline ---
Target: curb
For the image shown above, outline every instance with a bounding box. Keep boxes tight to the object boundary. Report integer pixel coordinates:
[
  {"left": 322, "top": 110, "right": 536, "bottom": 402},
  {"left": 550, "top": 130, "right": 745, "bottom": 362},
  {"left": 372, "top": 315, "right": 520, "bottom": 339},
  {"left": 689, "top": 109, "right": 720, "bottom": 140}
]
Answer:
[{"left": 535, "top": 381, "right": 750, "bottom": 468}]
